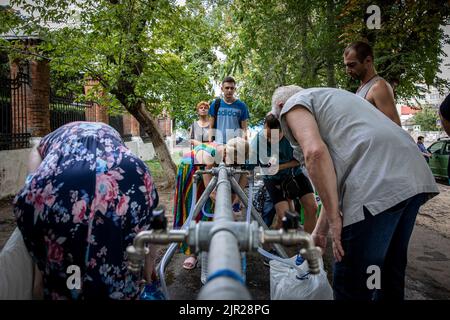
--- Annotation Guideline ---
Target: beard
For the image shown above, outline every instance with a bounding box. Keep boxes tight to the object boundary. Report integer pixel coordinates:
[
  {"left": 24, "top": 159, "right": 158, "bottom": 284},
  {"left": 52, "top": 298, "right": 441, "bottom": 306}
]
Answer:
[{"left": 353, "top": 69, "right": 367, "bottom": 81}]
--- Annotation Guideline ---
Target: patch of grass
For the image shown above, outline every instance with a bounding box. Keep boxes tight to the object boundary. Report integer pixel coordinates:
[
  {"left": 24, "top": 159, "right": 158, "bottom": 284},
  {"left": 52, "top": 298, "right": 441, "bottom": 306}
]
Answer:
[
  {"left": 145, "top": 150, "right": 184, "bottom": 179},
  {"left": 145, "top": 160, "right": 164, "bottom": 179}
]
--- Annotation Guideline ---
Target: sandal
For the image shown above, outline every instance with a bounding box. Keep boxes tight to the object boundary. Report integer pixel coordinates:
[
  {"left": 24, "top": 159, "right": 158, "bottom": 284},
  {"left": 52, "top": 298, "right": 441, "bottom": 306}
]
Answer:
[{"left": 182, "top": 256, "right": 198, "bottom": 270}]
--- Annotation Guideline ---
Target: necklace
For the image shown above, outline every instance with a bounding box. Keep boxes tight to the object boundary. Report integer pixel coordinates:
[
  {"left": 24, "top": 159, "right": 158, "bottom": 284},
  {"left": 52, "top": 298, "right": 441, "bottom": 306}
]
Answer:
[{"left": 357, "top": 74, "right": 378, "bottom": 92}]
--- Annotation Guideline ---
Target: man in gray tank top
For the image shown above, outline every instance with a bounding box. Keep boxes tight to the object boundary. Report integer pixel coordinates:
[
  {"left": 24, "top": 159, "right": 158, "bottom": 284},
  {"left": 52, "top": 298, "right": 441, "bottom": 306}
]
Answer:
[
  {"left": 344, "top": 41, "right": 401, "bottom": 126},
  {"left": 271, "top": 85, "right": 439, "bottom": 300}
]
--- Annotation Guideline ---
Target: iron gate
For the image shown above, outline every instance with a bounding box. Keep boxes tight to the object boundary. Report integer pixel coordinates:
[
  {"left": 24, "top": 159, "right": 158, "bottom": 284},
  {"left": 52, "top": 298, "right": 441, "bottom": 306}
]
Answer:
[
  {"left": 0, "top": 66, "right": 30, "bottom": 151},
  {"left": 49, "top": 94, "right": 93, "bottom": 131}
]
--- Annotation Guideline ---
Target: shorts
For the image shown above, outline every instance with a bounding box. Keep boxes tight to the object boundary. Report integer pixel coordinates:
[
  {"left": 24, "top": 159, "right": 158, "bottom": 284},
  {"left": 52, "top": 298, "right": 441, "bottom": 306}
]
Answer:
[{"left": 264, "top": 172, "right": 314, "bottom": 205}]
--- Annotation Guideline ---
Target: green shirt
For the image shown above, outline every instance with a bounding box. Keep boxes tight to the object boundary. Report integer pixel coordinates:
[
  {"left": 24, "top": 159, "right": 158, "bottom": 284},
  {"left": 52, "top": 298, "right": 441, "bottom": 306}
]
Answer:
[{"left": 250, "top": 130, "right": 302, "bottom": 181}]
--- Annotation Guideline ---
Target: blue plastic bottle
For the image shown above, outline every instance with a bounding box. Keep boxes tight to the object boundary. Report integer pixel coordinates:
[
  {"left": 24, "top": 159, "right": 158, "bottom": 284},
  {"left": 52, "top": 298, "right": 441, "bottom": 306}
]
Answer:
[
  {"left": 140, "top": 281, "right": 166, "bottom": 300},
  {"left": 295, "top": 254, "right": 304, "bottom": 266}
]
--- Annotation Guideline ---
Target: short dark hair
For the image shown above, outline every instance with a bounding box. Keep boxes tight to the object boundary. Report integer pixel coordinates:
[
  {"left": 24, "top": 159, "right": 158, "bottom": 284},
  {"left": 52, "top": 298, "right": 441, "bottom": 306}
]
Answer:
[
  {"left": 264, "top": 114, "right": 281, "bottom": 129},
  {"left": 418, "top": 136, "right": 424, "bottom": 141},
  {"left": 344, "top": 41, "right": 374, "bottom": 63},
  {"left": 222, "top": 76, "right": 236, "bottom": 85}
]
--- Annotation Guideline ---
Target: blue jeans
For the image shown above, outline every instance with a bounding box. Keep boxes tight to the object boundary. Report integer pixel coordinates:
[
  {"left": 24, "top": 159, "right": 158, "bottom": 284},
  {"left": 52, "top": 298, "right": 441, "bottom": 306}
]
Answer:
[{"left": 333, "top": 193, "right": 427, "bottom": 301}]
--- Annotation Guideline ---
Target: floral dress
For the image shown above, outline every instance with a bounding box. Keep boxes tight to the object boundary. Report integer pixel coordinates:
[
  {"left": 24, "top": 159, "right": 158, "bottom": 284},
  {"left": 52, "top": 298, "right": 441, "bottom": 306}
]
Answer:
[{"left": 13, "top": 122, "right": 158, "bottom": 300}]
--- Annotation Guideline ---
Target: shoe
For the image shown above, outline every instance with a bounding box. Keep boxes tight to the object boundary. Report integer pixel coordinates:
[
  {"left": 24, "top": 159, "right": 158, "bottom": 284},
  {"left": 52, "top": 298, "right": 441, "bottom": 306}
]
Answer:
[{"left": 183, "top": 256, "right": 198, "bottom": 270}]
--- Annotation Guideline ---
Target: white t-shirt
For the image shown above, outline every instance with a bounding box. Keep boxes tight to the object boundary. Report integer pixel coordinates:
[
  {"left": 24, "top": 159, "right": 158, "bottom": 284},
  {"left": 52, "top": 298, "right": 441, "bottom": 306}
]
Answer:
[{"left": 280, "top": 87, "right": 439, "bottom": 227}]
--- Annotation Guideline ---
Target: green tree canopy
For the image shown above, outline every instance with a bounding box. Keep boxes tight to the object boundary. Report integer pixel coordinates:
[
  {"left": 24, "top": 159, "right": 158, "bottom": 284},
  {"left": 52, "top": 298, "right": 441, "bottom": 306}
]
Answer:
[
  {"left": 6, "top": 0, "right": 226, "bottom": 182},
  {"left": 413, "top": 106, "right": 440, "bottom": 131},
  {"left": 208, "top": 0, "right": 450, "bottom": 125}
]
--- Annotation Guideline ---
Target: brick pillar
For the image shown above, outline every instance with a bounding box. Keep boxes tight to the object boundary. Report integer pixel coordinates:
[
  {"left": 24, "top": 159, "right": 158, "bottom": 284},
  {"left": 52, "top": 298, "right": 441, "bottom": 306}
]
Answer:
[
  {"left": 84, "top": 79, "right": 109, "bottom": 124},
  {"left": 11, "top": 59, "right": 50, "bottom": 137},
  {"left": 162, "top": 116, "right": 172, "bottom": 136},
  {"left": 123, "top": 113, "right": 140, "bottom": 136}
]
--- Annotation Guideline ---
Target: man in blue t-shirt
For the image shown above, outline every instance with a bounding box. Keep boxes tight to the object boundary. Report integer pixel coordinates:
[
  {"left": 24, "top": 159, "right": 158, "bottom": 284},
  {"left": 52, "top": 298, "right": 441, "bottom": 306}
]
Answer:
[
  {"left": 416, "top": 136, "right": 431, "bottom": 163},
  {"left": 208, "top": 76, "right": 249, "bottom": 144}
]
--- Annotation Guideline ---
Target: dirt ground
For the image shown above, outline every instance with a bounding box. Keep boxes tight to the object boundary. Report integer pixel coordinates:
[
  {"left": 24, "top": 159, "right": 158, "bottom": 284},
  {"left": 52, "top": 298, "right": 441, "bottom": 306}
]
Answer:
[
  {"left": 415, "top": 182, "right": 450, "bottom": 239},
  {"left": 1, "top": 179, "right": 449, "bottom": 299}
]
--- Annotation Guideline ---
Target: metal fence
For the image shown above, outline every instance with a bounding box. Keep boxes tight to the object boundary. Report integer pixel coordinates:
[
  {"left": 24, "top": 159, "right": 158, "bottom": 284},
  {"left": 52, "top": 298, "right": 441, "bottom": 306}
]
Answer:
[
  {"left": 109, "top": 114, "right": 124, "bottom": 137},
  {"left": 0, "top": 68, "right": 30, "bottom": 151},
  {"left": 49, "top": 95, "right": 93, "bottom": 131}
]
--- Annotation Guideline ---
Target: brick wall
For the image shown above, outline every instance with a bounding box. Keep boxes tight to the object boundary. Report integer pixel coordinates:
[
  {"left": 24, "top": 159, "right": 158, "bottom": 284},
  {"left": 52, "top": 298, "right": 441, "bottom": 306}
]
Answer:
[
  {"left": 123, "top": 113, "right": 140, "bottom": 136},
  {"left": 84, "top": 79, "right": 109, "bottom": 124},
  {"left": 10, "top": 59, "right": 51, "bottom": 137}
]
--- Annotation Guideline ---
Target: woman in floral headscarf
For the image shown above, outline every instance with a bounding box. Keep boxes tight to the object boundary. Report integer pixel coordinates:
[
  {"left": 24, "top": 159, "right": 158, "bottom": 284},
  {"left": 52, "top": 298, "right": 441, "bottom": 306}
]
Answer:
[{"left": 13, "top": 121, "right": 159, "bottom": 300}]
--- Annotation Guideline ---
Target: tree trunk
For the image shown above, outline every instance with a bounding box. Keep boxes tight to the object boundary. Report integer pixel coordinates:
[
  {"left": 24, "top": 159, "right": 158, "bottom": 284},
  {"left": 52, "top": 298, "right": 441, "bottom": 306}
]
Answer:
[
  {"left": 127, "top": 102, "right": 177, "bottom": 188},
  {"left": 112, "top": 86, "right": 177, "bottom": 188},
  {"left": 107, "top": 3, "right": 178, "bottom": 188}
]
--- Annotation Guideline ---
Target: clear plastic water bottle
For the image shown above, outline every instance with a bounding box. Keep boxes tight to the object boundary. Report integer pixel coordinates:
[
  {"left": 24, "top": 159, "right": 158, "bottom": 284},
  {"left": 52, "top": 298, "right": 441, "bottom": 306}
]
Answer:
[
  {"left": 139, "top": 280, "right": 166, "bottom": 300},
  {"left": 201, "top": 251, "right": 208, "bottom": 285}
]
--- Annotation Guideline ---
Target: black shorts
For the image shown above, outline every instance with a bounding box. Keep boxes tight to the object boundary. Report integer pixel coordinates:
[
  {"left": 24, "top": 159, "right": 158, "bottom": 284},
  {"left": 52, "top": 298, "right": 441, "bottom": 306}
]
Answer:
[{"left": 263, "top": 172, "right": 314, "bottom": 205}]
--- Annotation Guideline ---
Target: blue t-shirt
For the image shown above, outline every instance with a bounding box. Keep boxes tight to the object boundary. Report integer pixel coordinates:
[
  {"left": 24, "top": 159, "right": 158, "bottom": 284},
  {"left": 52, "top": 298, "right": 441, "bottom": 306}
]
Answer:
[
  {"left": 417, "top": 142, "right": 427, "bottom": 154},
  {"left": 250, "top": 131, "right": 302, "bottom": 180},
  {"left": 209, "top": 98, "right": 249, "bottom": 144}
]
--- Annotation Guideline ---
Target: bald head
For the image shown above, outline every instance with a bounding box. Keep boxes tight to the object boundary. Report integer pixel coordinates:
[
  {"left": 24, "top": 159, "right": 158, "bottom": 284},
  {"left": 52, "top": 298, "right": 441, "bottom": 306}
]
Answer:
[{"left": 271, "top": 85, "right": 304, "bottom": 118}]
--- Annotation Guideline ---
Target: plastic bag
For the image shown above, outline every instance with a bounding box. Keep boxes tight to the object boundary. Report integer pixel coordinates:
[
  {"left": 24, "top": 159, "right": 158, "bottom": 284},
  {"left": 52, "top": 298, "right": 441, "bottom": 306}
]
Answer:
[
  {"left": 0, "top": 228, "right": 34, "bottom": 300},
  {"left": 270, "top": 256, "right": 333, "bottom": 300}
]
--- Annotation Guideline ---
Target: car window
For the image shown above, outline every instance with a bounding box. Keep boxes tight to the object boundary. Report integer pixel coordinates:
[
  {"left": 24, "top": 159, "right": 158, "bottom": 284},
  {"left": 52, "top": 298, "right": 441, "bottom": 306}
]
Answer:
[
  {"left": 428, "top": 142, "right": 444, "bottom": 154},
  {"left": 444, "top": 142, "right": 450, "bottom": 155}
]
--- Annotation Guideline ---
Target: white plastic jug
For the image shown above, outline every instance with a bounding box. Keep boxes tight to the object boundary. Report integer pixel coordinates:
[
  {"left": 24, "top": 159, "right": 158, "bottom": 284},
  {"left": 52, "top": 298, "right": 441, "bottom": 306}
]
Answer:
[{"left": 0, "top": 228, "right": 34, "bottom": 299}]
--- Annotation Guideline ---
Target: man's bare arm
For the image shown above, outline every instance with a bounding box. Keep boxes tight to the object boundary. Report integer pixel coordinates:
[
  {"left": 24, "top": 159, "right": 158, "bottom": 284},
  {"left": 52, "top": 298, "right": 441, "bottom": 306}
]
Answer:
[
  {"left": 285, "top": 107, "right": 339, "bottom": 217},
  {"left": 370, "top": 81, "right": 401, "bottom": 126},
  {"left": 278, "top": 159, "right": 300, "bottom": 171},
  {"left": 285, "top": 106, "right": 344, "bottom": 260}
]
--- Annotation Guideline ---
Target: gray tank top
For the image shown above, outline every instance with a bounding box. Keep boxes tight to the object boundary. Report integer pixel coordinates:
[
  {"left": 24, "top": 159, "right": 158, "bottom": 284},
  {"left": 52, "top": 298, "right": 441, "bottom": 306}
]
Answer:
[
  {"left": 190, "top": 121, "right": 209, "bottom": 142},
  {"left": 356, "top": 75, "right": 383, "bottom": 99}
]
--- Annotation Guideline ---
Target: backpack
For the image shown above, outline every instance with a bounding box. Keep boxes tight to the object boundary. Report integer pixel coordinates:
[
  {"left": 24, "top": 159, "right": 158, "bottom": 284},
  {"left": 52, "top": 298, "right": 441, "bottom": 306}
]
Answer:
[
  {"left": 212, "top": 97, "right": 243, "bottom": 129},
  {"left": 212, "top": 97, "right": 222, "bottom": 130}
]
